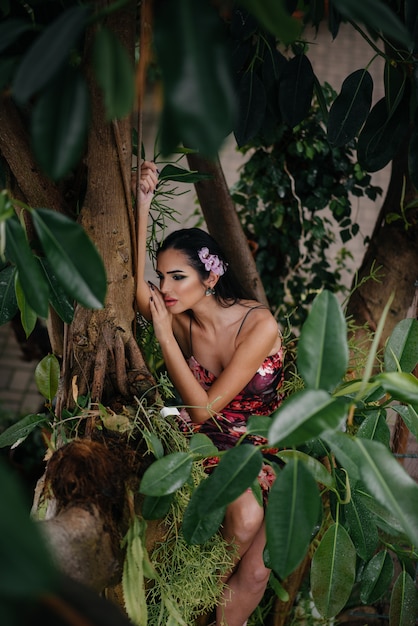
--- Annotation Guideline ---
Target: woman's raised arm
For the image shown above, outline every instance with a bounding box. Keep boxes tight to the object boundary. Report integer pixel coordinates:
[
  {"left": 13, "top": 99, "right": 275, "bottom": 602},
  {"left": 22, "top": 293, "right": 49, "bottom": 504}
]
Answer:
[{"left": 135, "top": 161, "right": 159, "bottom": 320}]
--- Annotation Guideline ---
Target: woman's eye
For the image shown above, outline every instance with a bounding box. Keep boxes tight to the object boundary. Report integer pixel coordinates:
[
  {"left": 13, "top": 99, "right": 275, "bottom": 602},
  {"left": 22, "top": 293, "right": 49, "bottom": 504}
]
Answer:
[{"left": 173, "top": 274, "right": 185, "bottom": 281}]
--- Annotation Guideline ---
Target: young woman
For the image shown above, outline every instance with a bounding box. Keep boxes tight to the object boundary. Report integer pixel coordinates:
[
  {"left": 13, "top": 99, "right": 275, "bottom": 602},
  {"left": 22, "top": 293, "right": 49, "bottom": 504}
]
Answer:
[{"left": 136, "top": 162, "right": 284, "bottom": 626}]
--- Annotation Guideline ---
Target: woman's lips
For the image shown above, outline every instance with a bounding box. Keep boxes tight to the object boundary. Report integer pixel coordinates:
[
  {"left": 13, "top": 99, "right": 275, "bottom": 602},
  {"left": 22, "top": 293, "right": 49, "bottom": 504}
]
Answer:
[{"left": 164, "top": 298, "right": 177, "bottom": 307}]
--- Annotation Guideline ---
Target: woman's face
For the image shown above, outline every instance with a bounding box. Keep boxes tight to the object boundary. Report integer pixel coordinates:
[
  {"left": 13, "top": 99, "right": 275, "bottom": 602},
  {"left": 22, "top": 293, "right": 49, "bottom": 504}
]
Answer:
[{"left": 156, "top": 249, "right": 207, "bottom": 312}]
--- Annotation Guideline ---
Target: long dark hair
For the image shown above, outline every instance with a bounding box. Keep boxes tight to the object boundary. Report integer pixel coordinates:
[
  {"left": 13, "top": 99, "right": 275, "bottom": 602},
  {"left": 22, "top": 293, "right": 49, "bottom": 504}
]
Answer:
[{"left": 156, "top": 228, "right": 252, "bottom": 306}]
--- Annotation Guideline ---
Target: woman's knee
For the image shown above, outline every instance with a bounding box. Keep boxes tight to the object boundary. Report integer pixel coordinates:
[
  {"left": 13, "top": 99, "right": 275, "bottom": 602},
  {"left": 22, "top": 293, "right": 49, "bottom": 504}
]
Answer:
[{"left": 223, "top": 495, "right": 264, "bottom": 545}]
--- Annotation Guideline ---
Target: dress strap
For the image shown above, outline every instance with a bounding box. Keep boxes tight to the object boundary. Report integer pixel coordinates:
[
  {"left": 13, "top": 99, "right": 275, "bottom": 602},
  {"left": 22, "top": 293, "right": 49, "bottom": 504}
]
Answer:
[{"left": 236, "top": 305, "right": 268, "bottom": 339}]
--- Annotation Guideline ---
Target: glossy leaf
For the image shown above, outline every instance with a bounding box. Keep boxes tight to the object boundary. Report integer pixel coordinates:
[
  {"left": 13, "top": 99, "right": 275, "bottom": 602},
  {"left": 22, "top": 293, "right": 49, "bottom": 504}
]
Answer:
[
  {"left": 247, "top": 414, "right": 273, "bottom": 440},
  {"left": 278, "top": 54, "right": 315, "bottom": 129},
  {"left": 139, "top": 452, "right": 194, "bottom": 496},
  {"left": 384, "top": 318, "right": 418, "bottom": 373},
  {"left": 182, "top": 497, "right": 226, "bottom": 545},
  {"left": 357, "top": 97, "right": 409, "bottom": 172},
  {"left": 393, "top": 404, "right": 418, "bottom": 440},
  {"left": 188, "top": 433, "right": 218, "bottom": 457},
  {"left": 0, "top": 264, "right": 18, "bottom": 324},
  {"left": 191, "top": 445, "right": 263, "bottom": 516},
  {"left": 39, "top": 258, "right": 74, "bottom": 324},
  {"left": 356, "top": 411, "right": 390, "bottom": 448},
  {"left": 5, "top": 217, "right": 49, "bottom": 318},
  {"left": 12, "top": 5, "right": 90, "bottom": 103},
  {"left": 327, "top": 69, "right": 372, "bottom": 147},
  {"left": 0, "top": 413, "right": 48, "bottom": 449},
  {"left": 360, "top": 550, "right": 394, "bottom": 604},
  {"left": 0, "top": 18, "right": 32, "bottom": 54},
  {"left": 154, "top": 0, "right": 236, "bottom": 157},
  {"left": 266, "top": 459, "right": 320, "bottom": 579},
  {"left": 310, "top": 523, "right": 356, "bottom": 618},
  {"left": 389, "top": 570, "right": 418, "bottom": 626},
  {"left": 234, "top": 71, "right": 267, "bottom": 147},
  {"left": 333, "top": 0, "right": 413, "bottom": 48},
  {"left": 92, "top": 26, "right": 135, "bottom": 121},
  {"left": 324, "top": 432, "right": 418, "bottom": 546},
  {"left": 15, "top": 274, "right": 39, "bottom": 338},
  {"left": 141, "top": 493, "right": 174, "bottom": 520},
  {"left": 297, "top": 290, "right": 348, "bottom": 391},
  {"left": 34, "top": 354, "right": 60, "bottom": 403},
  {"left": 31, "top": 67, "right": 89, "bottom": 181},
  {"left": 159, "top": 164, "right": 212, "bottom": 184},
  {"left": 277, "top": 449, "right": 335, "bottom": 490},
  {"left": 384, "top": 61, "right": 406, "bottom": 118},
  {"left": 31, "top": 208, "right": 106, "bottom": 310},
  {"left": 344, "top": 492, "right": 378, "bottom": 561},
  {"left": 268, "top": 389, "right": 348, "bottom": 448},
  {"left": 376, "top": 371, "right": 418, "bottom": 404},
  {"left": 238, "top": 0, "right": 301, "bottom": 44}
]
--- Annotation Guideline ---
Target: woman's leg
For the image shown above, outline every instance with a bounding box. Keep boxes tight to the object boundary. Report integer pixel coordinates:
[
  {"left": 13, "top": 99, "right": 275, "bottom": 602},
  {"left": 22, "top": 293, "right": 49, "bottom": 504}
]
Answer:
[{"left": 216, "top": 491, "right": 270, "bottom": 626}]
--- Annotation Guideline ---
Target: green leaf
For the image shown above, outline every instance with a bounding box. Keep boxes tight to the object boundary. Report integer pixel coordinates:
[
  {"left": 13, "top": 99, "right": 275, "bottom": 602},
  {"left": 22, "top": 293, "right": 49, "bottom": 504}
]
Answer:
[
  {"left": 344, "top": 492, "right": 378, "bottom": 561},
  {"left": 92, "top": 25, "right": 135, "bottom": 121},
  {"left": 324, "top": 432, "right": 418, "bottom": 546},
  {"left": 182, "top": 496, "right": 226, "bottom": 544},
  {"left": 141, "top": 493, "right": 174, "bottom": 520},
  {"left": 234, "top": 70, "right": 267, "bottom": 147},
  {"left": 31, "top": 67, "right": 89, "bottom": 181},
  {"left": 327, "top": 69, "right": 373, "bottom": 147},
  {"left": 356, "top": 411, "right": 390, "bottom": 448},
  {"left": 0, "top": 413, "right": 48, "bottom": 449},
  {"left": 0, "top": 459, "right": 56, "bottom": 597},
  {"left": 15, "top": 274, "right": 38, "bottom": 337},
  {"left": 12, "top": 5, "right": 90, "bottom": 103},
  {"left": 268, "top": 389, "right": 348, "bottom": 448},
  {"left": 310, "top": 523, "right": 356, "bottom": 619},
  {"left": 390, "top": 570, "right": 418, "bottom": 626},
  {"left": 155, "top": 0, "right": 237, "bottom": 157},
  {"left": 238, "top": 0, "right": 301, "bottom": 44},
  {"left": 5, "top": 216, "right": 49, "bottom": 318},
  {"left": 384, "top": 318, "right": 418, "bottom": 373},
  {"left": 31, "top": 208, "right": 106, "bottom": 310},
  {"left": 139, "top": 452, "right": 194, "bottom": 496},
  {"left": 266, "top": 459, "right": 321, "bottom": 579},
  {"left": 297, "top": 290, "right": 348, "bottom": 391},
  {"left": 277, "top": 449, "right": 335, "bottom": 490},
  {"left": 39, "top": 258, "right": 74, "bottom": 324},
  {"left": 376, "top": 371, "right": 418, "bottom": 404},
  {"left": 34, "top": 354, "right": 60, "bottom": 402},
  {"left": 189, "top": 433, "right": 218, "bottom": 457},
  {"left": 159, "top": 164, "right": 212, "bottom": 184},
  {"left": 392, "top": 404, "right": 418, "bottom": 440},
  {"left": 384, "top": 61, "right": 406, "bottom": 118},
  {"left": 0, "top": 18, "right": 32, "bottom": 54},
  {"left": 279, "top": 54, "right": 315, "bottom": 129},
  {"left": 360, "top": 550, "right": 394, "bottom": 604},
  {"left": 0, "top": 264, "right": 18, "bottom": 324},
  {"left": 357, "top": 97, "right": 409, "bottom": 172},
  {"left": 246, "top": 414, "right": 272, "bottom": 440},
  {"left": 189, "top": 445, "right": 263, "bottom": 517},
  {"left": 333, "top": 0, "right": 413, "bottom": 48}
]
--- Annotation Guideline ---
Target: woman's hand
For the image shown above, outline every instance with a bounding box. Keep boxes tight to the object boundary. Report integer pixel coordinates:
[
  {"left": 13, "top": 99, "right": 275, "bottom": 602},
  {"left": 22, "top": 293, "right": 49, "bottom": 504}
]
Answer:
[
  {"left": 148, "top": 282, "right": 174, "bottom": 344},
  {"left": 133, "top": 161, "right": 159, "bottom": 208}
]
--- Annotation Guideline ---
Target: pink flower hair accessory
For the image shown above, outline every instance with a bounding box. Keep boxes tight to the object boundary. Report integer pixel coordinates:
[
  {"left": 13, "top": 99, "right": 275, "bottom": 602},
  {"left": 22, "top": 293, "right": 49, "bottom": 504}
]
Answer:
[{"left": 197, "top": 247, "right": 227, "bottom": 276}]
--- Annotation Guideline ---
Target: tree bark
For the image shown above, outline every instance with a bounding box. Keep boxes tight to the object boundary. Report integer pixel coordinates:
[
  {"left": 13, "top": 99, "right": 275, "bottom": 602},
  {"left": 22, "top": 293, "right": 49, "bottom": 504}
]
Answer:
[{"left": 187, "top": 153, "right": 268, "bottom": 305}]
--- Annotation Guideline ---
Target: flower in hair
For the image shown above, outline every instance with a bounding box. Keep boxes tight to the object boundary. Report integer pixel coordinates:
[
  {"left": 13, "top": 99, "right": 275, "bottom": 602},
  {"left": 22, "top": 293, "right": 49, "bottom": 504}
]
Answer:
[{"left": 198, "top": 247, "right": 227, "bottom": 276}]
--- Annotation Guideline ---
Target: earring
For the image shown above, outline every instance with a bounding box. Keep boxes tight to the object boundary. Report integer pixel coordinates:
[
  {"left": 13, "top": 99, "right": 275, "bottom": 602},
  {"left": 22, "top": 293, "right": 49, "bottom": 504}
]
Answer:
[{"left": 205, "top": 287, "right": 215, "bottom": 296}]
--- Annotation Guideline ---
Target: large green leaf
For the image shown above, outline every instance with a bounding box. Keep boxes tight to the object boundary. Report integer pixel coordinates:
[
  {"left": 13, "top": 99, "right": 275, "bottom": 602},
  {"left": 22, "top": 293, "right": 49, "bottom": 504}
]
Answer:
[
  {"left": 344, "top": 491, "right": 378, "bottom": 561},
  {"left": 158, "top": 164, "right": 213, "bottom": 184},
  {"left": 376, "top": 371, "right": 418, "bottom": 404},
  {"left": 139, "top": 452, "right": 194, "bottom": 496},
  {"left": 356, "top": 410, "right": 390, "bottom": 447},
  {"left": 238, "top": 0, "right": 301, "bottom": 43},
  {"left": 92, "top": 26, "right": 135, "bottom": 121},
  {"left": 268, "top": 389, "right": 348, "bottom": 448},
  {"left": 389, "top": 570, "right": 418, "bottom": 626},
  {"left": 384, "top": 61, "right": 406, "bottom": 118},
  {"left": 359, "top": 550, "right": 394, "bottom": 604},
  {"left": 384, "top": 318, "right": 418, "bottom": 373},
  {"left": 191, "top": 445, "right": 263, "bottom": 516},
  {"left": 141, "top": 493, "right": 174, "bottom": 520},
  {"left": 0, "top": 459, "right": 56, "bottom": 597},
  {"left": 0, "top": 413, "right": 49, "bottom": 449},
  {"left": 234, "top": 71, "right": 267, "bottom": 147},
  {"left": 31, "top": 208, "right": 106, "bottom": 310},
  {"left": 39, "top": 258, "right": 74, "bottom": 324},
  {"left": 31, "top": 67, "right": 89, "bottom": 181},
  {"left": 327, "top": 69, "right": 373, "bottom": 147},
  {"left": 333, "top": 0, "right": 413, "bottom": 48},
  {"left": 154, "top": 0, "right": 237, "bottom": 156},
  {"left": 324, "top": 432, "right": 418, "bottom": 546},
  {"left": 182, "top": 497, "right": 226, "bottom": 545},
  {"left": 310, "top": 522, "right": 356, "bottom": 618},
  {"left": 278, "top": 54, "right": 315, "bottom": 129},
  {"left": 266, "top": 459, "right": 320, "bottom": 579},
  {"left": 393, "top": 404, "right": 418, "bottom": 440},
  {"left": 5, "top": 217, "right": 49, "bottom": 318},
  {"left": 297, "top": 290, "right": 348, "bottom": 391},
  {"left": 12, "top": 5, "right": 90, "bottom": 103},
  {"left": 277, "top": 449, "right": 335, "bottom": 490},
  {"left": 188, "top": 433, "right": 218, "bottom": 457},
  {"left": 0, "top": 18, "right": 32, "bottom": 54},
  {"left": 35, "top": 354, "right": 60, "bottom": 403},
  {"left": 15, "top": 275, "right": 37, "bottom": 337},
  {"left": 357, "top": 97, "right": 409, "bottom": 172},
  {"left": 0, "top": 264, "right": 18, "bottom": 324}
]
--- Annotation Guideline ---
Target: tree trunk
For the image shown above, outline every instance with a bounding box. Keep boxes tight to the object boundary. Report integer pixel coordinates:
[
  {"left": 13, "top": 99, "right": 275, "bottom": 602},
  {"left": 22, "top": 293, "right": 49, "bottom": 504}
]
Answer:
[
  {"left": 187, "top": 153, "right": 268, "bottom": 305},
  {"left": 346, "top": 143, "right": 418, "bottom": 347}
]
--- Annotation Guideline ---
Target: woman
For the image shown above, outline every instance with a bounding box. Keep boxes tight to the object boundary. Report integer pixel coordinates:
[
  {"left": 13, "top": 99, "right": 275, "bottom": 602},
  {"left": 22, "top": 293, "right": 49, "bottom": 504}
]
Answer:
[{"left": 136, "top": 162, "right": 284, "bottom": 626}]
